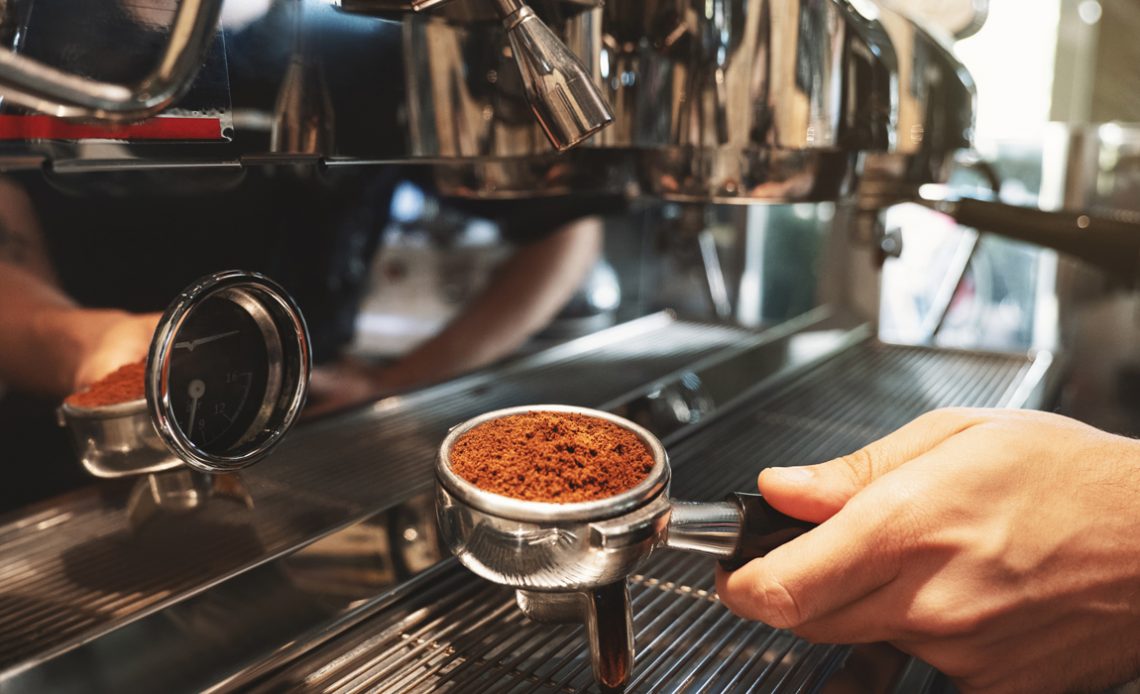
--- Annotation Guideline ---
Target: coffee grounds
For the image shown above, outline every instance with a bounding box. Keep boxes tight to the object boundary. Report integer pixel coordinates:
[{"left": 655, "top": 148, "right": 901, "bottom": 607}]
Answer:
[
  {"left": 449, "top": 411, "right": 655, "bottom": 503},
  {"left": 65, "top": 360, "right": 146, "bottom": 408}
]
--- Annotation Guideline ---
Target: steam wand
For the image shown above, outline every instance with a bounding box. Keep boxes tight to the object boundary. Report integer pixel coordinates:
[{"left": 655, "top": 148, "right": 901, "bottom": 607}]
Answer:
[{"left": 413, "top": 0, "right": 614, "bottom": 150}]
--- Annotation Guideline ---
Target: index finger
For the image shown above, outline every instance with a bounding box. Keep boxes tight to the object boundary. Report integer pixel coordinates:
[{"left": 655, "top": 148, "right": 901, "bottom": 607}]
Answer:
[
  {"left": 758, "top": 407, "right": 988, "bottom": 523},
  {"left": 715, "top": 476, "right": 911, "bottom": 628}
]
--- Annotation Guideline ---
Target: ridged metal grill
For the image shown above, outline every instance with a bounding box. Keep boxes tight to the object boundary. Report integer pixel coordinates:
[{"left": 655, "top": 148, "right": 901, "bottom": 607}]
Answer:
[
  {"left": 248, "top": 342, "right": 1036, "bottom": 693},
  {"left": 0, "top": 315, "right": 750, "bottom": 676}
]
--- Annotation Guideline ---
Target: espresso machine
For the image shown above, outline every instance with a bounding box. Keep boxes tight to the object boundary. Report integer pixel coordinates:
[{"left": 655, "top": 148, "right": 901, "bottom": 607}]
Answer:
[{"left": 0, "top": 1, "right": 1125, "bottom": 691}]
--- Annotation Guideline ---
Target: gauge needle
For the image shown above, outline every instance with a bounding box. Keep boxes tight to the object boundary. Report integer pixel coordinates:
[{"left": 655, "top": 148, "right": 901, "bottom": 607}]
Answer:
[
  {"left": 187, "top": 379, "right": 206, "bottom": 435},
  {"left": 175, "top": 330, "right": 240, "bottom": 352}
]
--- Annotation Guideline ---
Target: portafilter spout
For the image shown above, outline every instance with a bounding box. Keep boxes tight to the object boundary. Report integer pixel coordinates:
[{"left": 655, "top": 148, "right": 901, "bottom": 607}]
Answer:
[{"left": 436, "top": 405, "right": 814, "bottom": 689}]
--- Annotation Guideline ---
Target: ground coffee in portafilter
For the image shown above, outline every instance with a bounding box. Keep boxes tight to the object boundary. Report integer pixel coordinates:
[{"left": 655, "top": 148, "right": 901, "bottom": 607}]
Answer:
[
  {"left": 449, "top": 411, "right": 655, "bottom": 503},
  {"left": 65, "top": 360, "right": 146, "bottom": 408}
]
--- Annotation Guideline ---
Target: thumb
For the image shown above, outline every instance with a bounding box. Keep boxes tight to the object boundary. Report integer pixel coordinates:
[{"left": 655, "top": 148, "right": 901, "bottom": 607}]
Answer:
[
  {"left": 73, "top": 312, "right": 161, "bottom": 389},
  {"left": 757, "top": 408, "right": 986, "bottom": 523}
]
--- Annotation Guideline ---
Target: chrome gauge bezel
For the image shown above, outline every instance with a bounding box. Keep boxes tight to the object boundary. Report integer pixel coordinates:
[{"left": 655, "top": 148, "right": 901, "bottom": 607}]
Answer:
[{"left": 145, "top": 270, "right": 311, "bottom": 473}]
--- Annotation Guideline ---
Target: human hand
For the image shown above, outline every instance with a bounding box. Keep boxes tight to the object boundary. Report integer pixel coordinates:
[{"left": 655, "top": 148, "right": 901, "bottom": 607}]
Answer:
[
  {"left": 715, "top": 408, "right": 1140, "bottom": 694},
  {"left": 70, "top": 310, "right": 160, "bottom": 392},
  {"left": 305, "top": 357, "right": 401, "bottom": 418}
]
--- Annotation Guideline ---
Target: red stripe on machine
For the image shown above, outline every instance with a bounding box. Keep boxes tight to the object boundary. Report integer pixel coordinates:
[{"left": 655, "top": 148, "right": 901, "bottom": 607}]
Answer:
[{"left": 0, "top": 115, "right": 224, "bottom": 141}]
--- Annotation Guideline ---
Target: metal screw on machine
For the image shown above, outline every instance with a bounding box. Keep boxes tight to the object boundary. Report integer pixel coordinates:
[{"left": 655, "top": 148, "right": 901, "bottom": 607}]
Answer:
[
  {"left": 879, "top": 227, "right": 905, "bottom": 259},
  {"left": 436, "top": 405, "right": 815, "bottom": 690}
]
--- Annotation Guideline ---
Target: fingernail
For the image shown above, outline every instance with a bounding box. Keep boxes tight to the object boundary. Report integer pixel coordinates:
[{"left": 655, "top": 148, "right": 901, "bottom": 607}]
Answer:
[{"left": 767, "top": 466, "right": 814, "bottom": 483}]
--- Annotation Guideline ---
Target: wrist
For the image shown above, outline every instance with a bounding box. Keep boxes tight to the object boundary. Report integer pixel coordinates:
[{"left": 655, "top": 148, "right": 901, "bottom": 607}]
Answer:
[{"left": 33, "top": 307, "right": 129, "bottom": 395}]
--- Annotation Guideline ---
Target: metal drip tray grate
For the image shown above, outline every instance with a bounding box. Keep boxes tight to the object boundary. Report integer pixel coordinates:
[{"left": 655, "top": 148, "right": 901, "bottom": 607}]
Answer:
[
  {"left": 259, "top": 558, "right": 844, "bottom": 694},
  {"left": 0, "top": 315, "right": 752, "bottom": 677},
  {"left": 247, "top": 342, "right": 1040, "bottom": 693}
]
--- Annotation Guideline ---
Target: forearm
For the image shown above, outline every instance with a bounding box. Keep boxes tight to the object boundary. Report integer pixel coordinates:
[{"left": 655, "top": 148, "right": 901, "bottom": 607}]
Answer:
[
  {"left": 0, "top": 263, "right": 107, "bottom": 397},
  {"left": 387, "top": 216, "right": 603, "bottom": 388},
  {"left": 0, "top": 175, "right": 96, "bottom": 396},
  {"left": 0, "top": 177, "right": 58, "bottom": 284}
]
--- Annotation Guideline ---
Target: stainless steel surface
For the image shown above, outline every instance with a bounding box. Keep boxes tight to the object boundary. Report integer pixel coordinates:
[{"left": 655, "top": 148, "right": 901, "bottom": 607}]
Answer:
[
  {"left": 223, "top": 340, "right": 1044, "bottom": 693},
  {"left": 140, "top": 467, "right": 212, "bottom": 513},
  {"left": 412, "top": 0, "right": 454, "bottom": 12},
  {"left": 435, "top": 479, "right": 667, "bottom": 588},
  {"left": 914, "top": 188, "right": 1140, "bottom": 280},
  {"left": 664, "top": 500, "right": 742, "bottom": 558},
  {"left": 1039, "top": 123, "right": 1140, "bottom": 437},
  {"left": 698, "top": 230, "right": 732, "bottom": 320},
  {"left": 56, "top": 399, "right": 183, "bottom": 478},
  {"left": 398, "top": 6, "right": 618, "bottom": 196},
  {"left": 270, "top": 0, "right": 335, "bottom": 157},
  {"left": 582, "top": 0, "right": 899, "bottom": 203},
  {"left": 1042, "top": 122, "right": 1140, "bottom": 216},
  {"left": 0, "top": 313, "right": 752, "bottom": 680},
  {"left": 501, "top": 1, "right": 613, "bottom": 151},
  {"left": 919, "top": 228, "right": 981, "bottom": 342},
  {"left": 587, "top": 0, "right": 896, "bottom": 151},
  {"left": 336, "top": 0, "right": 600, "bottom": 23},
  {"left": 517, "top": 582, "right": 635, "bottom": 689},
  {"left": 0, "top": 0, "right": 223, "bottom": 120},
  {"left": 0, "top": 0, "right": 981, "bottom": 207},
  {"left": 853, "top": 4, "right": 976, "bottom": 231},
  {"left": 146, "top": 271, "right": 312, "bottom": 474},
  {"left": 873, "top": 4, "right": 974, "bottom": 159},
  {"left": 125, "top": 469, "right": 255, "bottom": 530},
  {"left": 516, "top": 587, "right": 583, "bottom": 622},
  {"left": 342, "top": 0, "right": 614, "bottom": 153}
]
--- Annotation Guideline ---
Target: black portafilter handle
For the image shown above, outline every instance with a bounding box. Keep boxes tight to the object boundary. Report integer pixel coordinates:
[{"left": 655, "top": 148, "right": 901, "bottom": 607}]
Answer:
[
  {"left": 722, "top": 492, "right": 816, "bottom": 570},
  {"left": 664, "top": 492, "right": 817, "bottom": 571}
]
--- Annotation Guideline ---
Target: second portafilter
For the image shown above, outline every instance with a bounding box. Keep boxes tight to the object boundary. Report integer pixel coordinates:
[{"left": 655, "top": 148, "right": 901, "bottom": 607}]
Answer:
[{"left": 436, "top": 405, "right": 814, "bottom": 690}]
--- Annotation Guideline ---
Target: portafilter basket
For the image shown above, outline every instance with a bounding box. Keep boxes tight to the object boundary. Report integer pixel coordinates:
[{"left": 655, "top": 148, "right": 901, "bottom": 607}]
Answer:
[{"left": 436, "top": 405, "right": 814, "bottom": 690}]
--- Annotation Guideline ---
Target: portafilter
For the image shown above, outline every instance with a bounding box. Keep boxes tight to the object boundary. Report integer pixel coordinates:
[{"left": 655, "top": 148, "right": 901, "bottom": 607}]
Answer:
[{"left": 436, "top": 404, "right": 814, "bottom": 690}]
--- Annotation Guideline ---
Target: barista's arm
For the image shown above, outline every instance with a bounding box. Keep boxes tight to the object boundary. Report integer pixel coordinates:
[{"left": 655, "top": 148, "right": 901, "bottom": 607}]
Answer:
[
  {"left": 0, "top": 177, "right": 57, "bottom": 284},
  {"left": 0, "top": 179, "right": 158, "bottom": 398},
  {"left": 0, "top": 265, "right": 157, "bottom": 398},
  {"left": 307, "top": 215, "right": 602, "bottom": 410},
  {"left": 384, "top": 214, "right": 603, "bottom": 389},
  {"left": 716, "top": 409, "right": 1140, "bottom": 693}
]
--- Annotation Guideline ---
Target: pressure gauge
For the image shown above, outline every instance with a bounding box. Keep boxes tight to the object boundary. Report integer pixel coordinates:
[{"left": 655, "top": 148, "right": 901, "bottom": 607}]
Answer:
[{"left": 146, "top": 271, "right": 311, "bottom": 473}]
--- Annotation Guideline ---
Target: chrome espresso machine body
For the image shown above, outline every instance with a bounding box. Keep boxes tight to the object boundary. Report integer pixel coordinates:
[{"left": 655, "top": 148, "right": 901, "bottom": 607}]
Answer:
[{"left": 0, "top": 0, "right": 1099, "bottom": 692}]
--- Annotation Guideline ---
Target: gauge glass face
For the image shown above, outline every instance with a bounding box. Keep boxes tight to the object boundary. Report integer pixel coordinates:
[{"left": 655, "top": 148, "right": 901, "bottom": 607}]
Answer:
[{"left": 167, "top": 296, "right": 273, "bottom": 454}]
